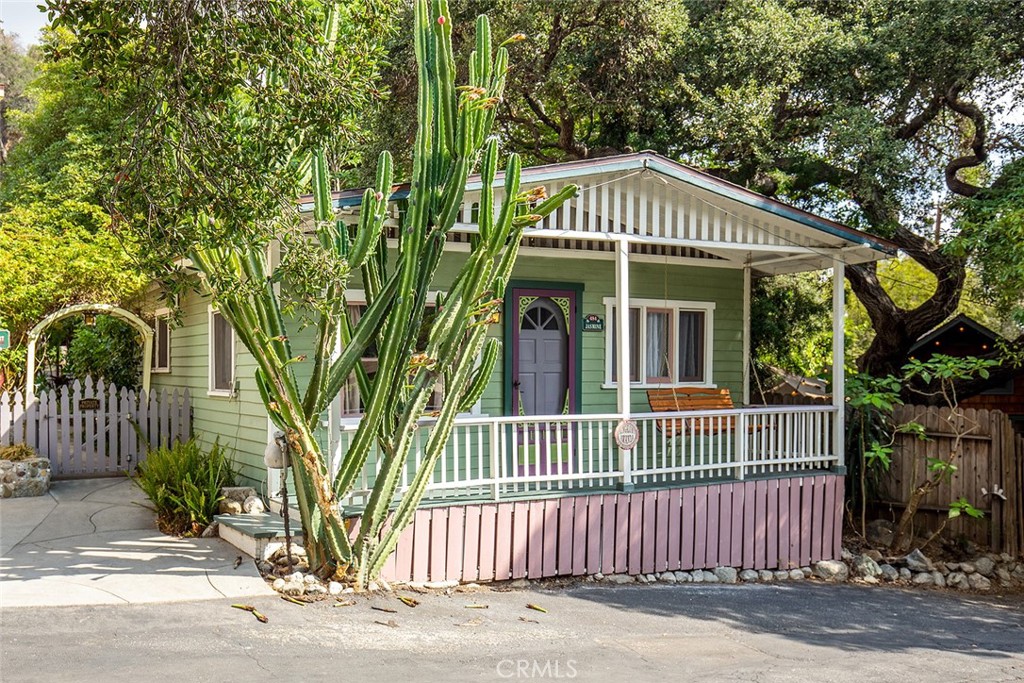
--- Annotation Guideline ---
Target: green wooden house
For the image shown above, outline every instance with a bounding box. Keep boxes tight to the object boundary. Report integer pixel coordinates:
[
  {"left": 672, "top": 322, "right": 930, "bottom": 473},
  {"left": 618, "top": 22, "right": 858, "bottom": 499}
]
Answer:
[{"left": 150, "top": 152, "right": 894, "bottom": 582}]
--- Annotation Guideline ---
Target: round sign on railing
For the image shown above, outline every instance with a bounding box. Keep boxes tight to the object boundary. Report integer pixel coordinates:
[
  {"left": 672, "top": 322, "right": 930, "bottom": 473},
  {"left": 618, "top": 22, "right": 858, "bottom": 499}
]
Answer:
[{"left": 613, "top": 419, "right": 639, "bottom": 450}]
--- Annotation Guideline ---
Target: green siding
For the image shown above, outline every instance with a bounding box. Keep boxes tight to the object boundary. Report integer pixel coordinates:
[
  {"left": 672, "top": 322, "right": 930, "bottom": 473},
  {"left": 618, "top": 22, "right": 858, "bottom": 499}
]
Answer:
[{"left": 152, "top": 252, "right": 744, "bottom": 489}]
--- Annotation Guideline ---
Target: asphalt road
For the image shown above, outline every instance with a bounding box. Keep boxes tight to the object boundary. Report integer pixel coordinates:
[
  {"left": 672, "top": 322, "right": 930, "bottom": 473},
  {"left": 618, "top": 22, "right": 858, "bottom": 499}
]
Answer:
[{"left": 1, "top": 582, "right": 1022, "bottom": 682}]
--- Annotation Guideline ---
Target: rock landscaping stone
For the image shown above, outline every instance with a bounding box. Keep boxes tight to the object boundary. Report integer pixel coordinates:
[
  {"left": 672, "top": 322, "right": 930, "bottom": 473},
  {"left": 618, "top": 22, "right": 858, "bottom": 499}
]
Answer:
[
  {"left": 218, "top": 499, "right": 243, "bottom": 515},
  {"left": 220, "top": 486, "right": 257, "bottom": 503},
  {"left": 645, "top": 573, "right": 657, "bottom": 583},
  {"left": 912, "top": 572, "right": 933, "bottom": 586},
  {"left": 945, "top": 562, "right": 960, "bottom": 572},
  {"left": 714, "top": 567, "right": 738, "bottom": 584},
  {"left": 773, "top": 570, "right": 790, "bottom": 581},
  {"left": 899, "top": 568, "right": 912, "bottom": 580},
  {"left": 242, "top": 495, "right": 266, "bottom": 514},
  {"left": 636, "top": 574, "right": 650, "bottom": 584},
  {"left": 841, "top": 547, "right": 854, "bottom": 561},
  {"left": 424, "top": 580, "right": 458, "bottom": 590},
  {"left": 605, "top": 574, "right": 633, "bottom": 585},
  {"left": 932, "top": 571, "right": 946, "bottom": 588},
  {"left": 674, "top": 571, "right": 692, "bottom": 583},
  {"left": 0, "top": 457, "right": 51, "bottom": 498},
  {"left": 1011, "top": 565, "right": 1024, "bottom": 582},
  {"left": 973, "top": 556, "right": 996, "bottom": 577},
  {"left": 593, "top": 573, "right": 604, "bottom": 581},
  {"left": 968, "top": 573, "right": 992, "bottom": 591},
  {"left": 1000, "top": 553, "right": 1013, "bottom": 563},
  {"left": 879, "top": 564, "right": 899, "bottom": 582},
  {"left": 947, "top": 572, "right": 967, "bottom": 589},
  {"left": 814, "top": 560, "right": 849, "bottom": 582},
  {"left": 864, "top": 549, "right": 883, "bottom": 562},
  {"left": 904, "top": 549, "right": 933, "bottom": 572},
  {"left": 691, "top": 571, "right": 703, "bottom": 583},
  {"left": 852, "top": 554, "right": 882, "bottom": 578},
  {"left": 801, "top": 567, "right": 813, "bottom": 578},
  {"left": 739, "top": 570, "right": 758, "bottom": 582},
  {"left": 701, "top": 570, "right": 718, "bottom": 583},
  {"left": 659, "top": 572, "right": 677, "bottom": 583},
  {"left": 960, "top": 562, "right": 976, "bottom": 574},
  {"left": 996, "top": 567, "right": 1012, "bottom": 583},
  {"left": 272, "top": 578, "right": 286, "bottom": 591},
  {"left": 866, "top": 519, "right": 895, "bottom": 547},
  {"left": 758, "top": 570, "right": 774, "bottom": 582},
  {"left": 328, "top": 581, "right": 344, "bottom": 595},
  {"left": 305, "top": 583, "right": 327, "bottom": 595},
  {"left": 789, "top": 569, "right": 804, "bottom": 580}
]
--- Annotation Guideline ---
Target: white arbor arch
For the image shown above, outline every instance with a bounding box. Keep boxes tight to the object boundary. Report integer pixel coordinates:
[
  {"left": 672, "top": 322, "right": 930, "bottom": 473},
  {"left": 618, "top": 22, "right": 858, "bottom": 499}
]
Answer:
[{"left": 25, "top": 303, "right": 153, "bottom": 403}]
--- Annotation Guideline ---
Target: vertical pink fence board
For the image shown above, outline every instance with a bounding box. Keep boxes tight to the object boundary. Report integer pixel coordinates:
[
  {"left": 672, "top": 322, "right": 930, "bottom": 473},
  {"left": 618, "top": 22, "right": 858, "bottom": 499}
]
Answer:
[
  {"left": 600, "top": 496, "right": 616, "bottom": 574},
  {"left": 832, "top": 476, "right": 845, "bottom": 559},
  {"left": 667, "top": 488, "right": 682, "bottom": 571},
  {"left": 613, "top": 495, "right": 629, "bottom": 573},
  {"left": 766, "top": 480, "right": 779, "bottom": 569},
  {"left": 777, "top": 479, "right": 791, "bottom": 569},
  {"left": 800, "top": 478, "right": 813, "bottom": 567},
  {"left": 462, "top": 506, "right": 482, "bottom": 582},
  {"left": 511, "top": 502, "right": 529, "bottom": 579},
  {"left": 810, "top": 475, "right": 824, "bottom": 562},
  {"left": 789, "top": 480, "right": 801, "bottom": 566},
  {"left": 681, "top": 487, "right": 696, "bottom": 570},
  {"left": 655, "top": 490, "right": 669, "bottom": 573},
  {"left": 641, "top": 491, "right": 656, "bottom": 574},
  {"left": 479, "top": 504, "right": 498, "bottom": 582},
  {"left": 730, "top": 483, "right": 744, "bottom": 567},
  {"left": 705, "top": 486, "right": 720, "bottom": 568},
  {"left": 572, "top": 496, "right": 589, "bottom": 575},
  {"left": 743, "top": 481, "right": 756, "bottom": 568},
  {"left": 717, "top": 484, "right": 732, "bottom": 566},
  {"left": 557, "top": 498, "right": 576, "bottom": 575},
  {"left": 375, "top": 474, "right": 844, "bottom": 584},
  {"left": 495, "top": 503, "right": 514, "bottom": 581},
  {"left": 627, "top": 493, "right": 644, "bottom": 575},
  {"left": 445, "top": 507, "right": 465, "bottom": 581},
  {"left": 693, "top": 487, "right": 708, "bottom": 569},
  {"left": 754, "top": 480, "right": 768, "bottom": 570},
  {"left": 822, "top": 476, "right": 836, "bottom": 567},
  {"left": 586, "top": 496, "right": 603, "bottom": 574},
  {"left": 527, "top": 501, "right": 546, "bottom": 578}
]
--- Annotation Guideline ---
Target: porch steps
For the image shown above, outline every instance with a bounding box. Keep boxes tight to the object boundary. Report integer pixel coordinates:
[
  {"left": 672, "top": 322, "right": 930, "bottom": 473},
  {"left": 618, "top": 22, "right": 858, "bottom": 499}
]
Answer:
[{"left": 216, "top": 513, "right": 303, "bottom": 560}]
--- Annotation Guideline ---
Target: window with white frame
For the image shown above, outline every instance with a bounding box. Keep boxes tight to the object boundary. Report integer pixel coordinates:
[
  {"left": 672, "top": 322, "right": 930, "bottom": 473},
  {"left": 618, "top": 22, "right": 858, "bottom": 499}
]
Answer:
[
  {"left": 209, "top": 308, "right": 235, "bottom": 395},
  {"left": 339, "top": 299, "right": 444, "bottom": 416},
  {"left": 604, "top": 298, "right": 714, "bottom": 387},
  {"left": 151, "top": 310, "right": 171, "bottom": 373}
]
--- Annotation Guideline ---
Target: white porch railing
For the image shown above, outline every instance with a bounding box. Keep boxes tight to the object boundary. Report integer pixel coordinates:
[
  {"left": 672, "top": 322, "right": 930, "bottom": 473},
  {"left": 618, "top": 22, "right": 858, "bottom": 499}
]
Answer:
[{"left": 334, "top": 405, "right": 838, "bottom": 507}]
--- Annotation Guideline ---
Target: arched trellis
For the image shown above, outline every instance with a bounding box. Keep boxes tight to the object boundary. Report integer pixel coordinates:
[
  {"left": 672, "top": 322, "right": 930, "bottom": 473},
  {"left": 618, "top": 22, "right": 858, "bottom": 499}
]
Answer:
[{"left": 25, "top": 303, "right": 153, "bottom": 403}]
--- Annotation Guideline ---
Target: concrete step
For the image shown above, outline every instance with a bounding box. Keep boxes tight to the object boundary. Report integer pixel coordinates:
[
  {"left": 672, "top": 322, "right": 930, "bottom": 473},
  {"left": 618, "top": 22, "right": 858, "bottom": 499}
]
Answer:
[{"left": 216, "top": 513, "right": 303, "bottom": 560}]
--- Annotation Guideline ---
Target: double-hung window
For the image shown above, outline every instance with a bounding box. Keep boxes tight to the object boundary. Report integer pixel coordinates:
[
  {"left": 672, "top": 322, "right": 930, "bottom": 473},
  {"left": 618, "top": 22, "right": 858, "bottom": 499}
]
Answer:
[
  {"left": 151, "top": 309, "right": 171, "bottom": 374},
  {"left": 208, "top": 307, "right": 236, "bottom": 395},
  {"left": 604, "top": 297, "right": 714, "bottom": 387}
]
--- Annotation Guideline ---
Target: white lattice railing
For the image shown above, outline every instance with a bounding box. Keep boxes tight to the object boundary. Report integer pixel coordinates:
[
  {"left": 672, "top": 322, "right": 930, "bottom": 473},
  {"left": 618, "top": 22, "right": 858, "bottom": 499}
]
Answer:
[{"left": 335, "top": 405, "right": 838, "bottom": 507}]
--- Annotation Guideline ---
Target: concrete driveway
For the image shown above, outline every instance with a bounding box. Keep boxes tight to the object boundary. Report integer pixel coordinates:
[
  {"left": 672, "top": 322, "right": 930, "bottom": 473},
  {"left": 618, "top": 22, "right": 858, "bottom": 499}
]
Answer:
[{"left": 0, "top": 478, "right": 273, "bottom": 607}]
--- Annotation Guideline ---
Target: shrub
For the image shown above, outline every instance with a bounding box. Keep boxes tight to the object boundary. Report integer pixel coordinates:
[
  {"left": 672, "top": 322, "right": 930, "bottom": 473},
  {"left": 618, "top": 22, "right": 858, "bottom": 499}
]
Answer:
[
  {"left": 133, "top": 437, "right": 235, "bottom": 536},
  {"left": 0, "top": 443, "right": 38, "bottom": 461}
]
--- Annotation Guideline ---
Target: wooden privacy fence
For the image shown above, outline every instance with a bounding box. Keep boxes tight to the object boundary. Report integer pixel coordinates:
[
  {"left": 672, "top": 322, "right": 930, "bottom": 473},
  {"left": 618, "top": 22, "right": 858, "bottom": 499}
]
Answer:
[
  {"left": 883, "top": 405, "right": 1023, "bottom": 557},
  {"left": 0, "top": 378, "right": 192, "bottom": 479}
]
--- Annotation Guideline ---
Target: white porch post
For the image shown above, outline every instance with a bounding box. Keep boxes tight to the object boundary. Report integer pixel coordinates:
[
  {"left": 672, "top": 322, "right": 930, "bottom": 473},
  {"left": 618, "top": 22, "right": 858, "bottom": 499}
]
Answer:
[
  {"left": 615, "top": 237, "right": 633, "bottom": 489},
  {"left": 742, "top": 263, "right": 751, "bottom": 406},
  {"left": 832, "top": 258, "right": 846, "bottom": 470}
]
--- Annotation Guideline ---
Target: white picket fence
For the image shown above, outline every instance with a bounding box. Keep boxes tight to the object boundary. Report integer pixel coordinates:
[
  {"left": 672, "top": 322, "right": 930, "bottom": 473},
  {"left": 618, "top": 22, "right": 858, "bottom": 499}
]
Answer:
[{"left": 0, "top": 378, "right": 192, "bottom": 478}]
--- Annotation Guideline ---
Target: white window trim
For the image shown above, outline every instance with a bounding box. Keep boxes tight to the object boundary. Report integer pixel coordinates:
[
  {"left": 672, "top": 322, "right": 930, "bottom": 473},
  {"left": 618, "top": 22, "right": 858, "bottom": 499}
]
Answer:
[
  {"left": 335, "top": 289, "right": 484, "bottom": 423},
  {"left": 601, "top": 296, "right": 716, "bottom": 389},
  {"left": 208, "top": 305, "right": 236, "bottom": 398},
  {"left": 151, "top": 307, "right": 172, "bottom": 374}
]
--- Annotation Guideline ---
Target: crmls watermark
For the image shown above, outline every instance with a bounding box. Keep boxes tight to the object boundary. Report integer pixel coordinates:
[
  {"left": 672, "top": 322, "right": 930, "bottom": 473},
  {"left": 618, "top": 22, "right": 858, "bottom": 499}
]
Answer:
[{"left": 495, "top": 659, "right": 578, "bottom": 679}]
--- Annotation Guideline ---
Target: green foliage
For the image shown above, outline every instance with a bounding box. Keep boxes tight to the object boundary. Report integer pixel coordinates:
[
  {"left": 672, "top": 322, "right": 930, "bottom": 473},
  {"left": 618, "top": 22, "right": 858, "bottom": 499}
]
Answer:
[
  {"left": 750, "top": 272, "right": 831, "bottom": 377},
  {"left": 0, "top": 27, "right": 146, "bottom": 387},
  {"left": 0, "top": 444, "right": 38, "bottom": 461},
  {"left": 132, "top": 437, "right": 235, "bottom": 537},
  {"left": 948, "top": 497, "right": 984, "bottom": 520},
  {"left": 65, "top": 315, "right": 143, "bottom": 387}
]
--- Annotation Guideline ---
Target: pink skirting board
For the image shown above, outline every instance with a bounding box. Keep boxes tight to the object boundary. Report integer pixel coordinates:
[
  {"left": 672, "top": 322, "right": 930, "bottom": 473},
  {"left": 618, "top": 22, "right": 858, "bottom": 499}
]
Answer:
[{"left": 367, "top": 474, "right": 845, "bottom": 584}]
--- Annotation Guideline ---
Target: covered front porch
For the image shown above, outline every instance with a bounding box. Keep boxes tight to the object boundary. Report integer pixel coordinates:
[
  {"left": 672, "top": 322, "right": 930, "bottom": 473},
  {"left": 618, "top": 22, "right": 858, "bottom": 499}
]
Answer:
[{"left": 325, "top": 153, "right": 892, "bottom": 510}]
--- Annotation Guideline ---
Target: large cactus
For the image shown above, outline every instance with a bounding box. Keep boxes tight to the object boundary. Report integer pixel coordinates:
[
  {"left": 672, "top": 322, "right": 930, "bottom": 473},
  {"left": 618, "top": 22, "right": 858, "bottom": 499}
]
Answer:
[{"left": 192, "top": 0, "right": 574, "bottom": 587}]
